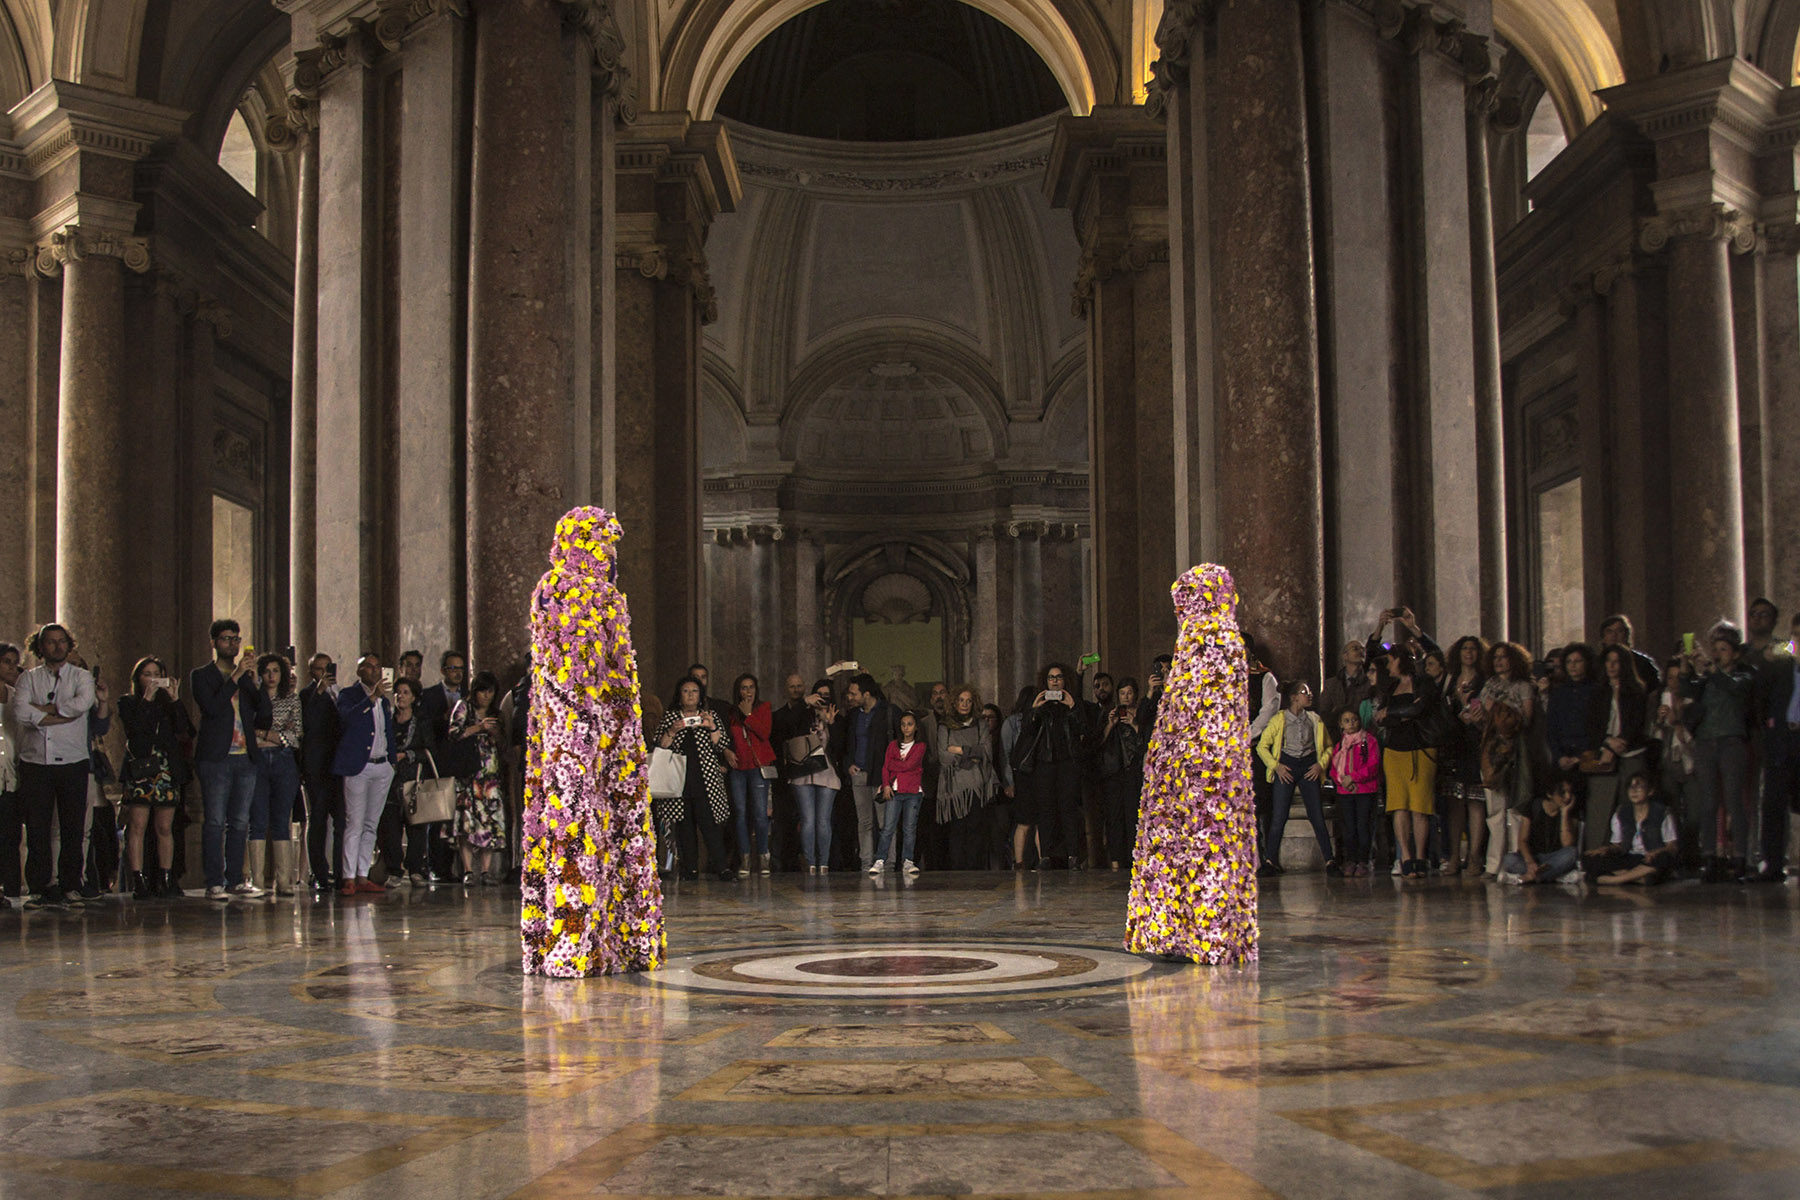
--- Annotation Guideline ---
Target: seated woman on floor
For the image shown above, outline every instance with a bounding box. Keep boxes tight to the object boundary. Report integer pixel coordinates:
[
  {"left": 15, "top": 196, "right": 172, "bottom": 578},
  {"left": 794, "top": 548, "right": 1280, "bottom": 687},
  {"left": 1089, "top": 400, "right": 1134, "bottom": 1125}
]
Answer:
[{"left": 1581, "top": 773, "right": 1678, "bottom": 886}]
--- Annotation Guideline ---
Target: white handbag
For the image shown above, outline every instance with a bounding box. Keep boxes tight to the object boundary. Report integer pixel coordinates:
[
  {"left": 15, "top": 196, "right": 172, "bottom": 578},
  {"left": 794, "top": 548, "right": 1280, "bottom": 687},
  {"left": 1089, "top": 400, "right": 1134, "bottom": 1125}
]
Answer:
[
  {"left": 648, "top": 746, "right": 688, "bottom": 799},
  {"left": 404, "top": 751, "right": 458, "bottom": 826}
]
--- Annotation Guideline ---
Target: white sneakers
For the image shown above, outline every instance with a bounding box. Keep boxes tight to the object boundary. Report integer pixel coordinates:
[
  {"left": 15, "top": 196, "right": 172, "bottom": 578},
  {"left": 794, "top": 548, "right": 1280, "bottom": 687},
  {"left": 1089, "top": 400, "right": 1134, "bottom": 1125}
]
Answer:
[
  {"left": 868, "top": 860, "right": 884, "bottom": 875},
  {"left": 206, "top": 886, "right": 227, "bottom": 900},
  {"left": 902, "top": 860, "right": 919, "bottom": 876},
  {"left": 229, "top": 881, "right": 265, "bottom": 898}
]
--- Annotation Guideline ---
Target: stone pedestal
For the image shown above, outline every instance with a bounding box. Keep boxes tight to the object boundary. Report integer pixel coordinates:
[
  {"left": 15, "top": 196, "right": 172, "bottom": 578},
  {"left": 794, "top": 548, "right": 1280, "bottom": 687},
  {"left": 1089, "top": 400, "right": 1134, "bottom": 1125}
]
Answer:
[
  {"left": 466, "top": 0, "right": 594, "bottom": 683},
  {"left": 608, "top": 115, "right": 737, "bottom": 696},
  {"left": 1046, "top": 107, "right": 1175, "bottom": 680}
]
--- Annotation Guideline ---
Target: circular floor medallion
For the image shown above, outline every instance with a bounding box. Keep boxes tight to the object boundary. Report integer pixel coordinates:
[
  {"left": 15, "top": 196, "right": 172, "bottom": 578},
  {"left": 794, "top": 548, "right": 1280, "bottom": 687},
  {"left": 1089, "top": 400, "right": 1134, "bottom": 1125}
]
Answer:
[{"left": 653, "top": 942, "right": 1153, "bottom": 999}]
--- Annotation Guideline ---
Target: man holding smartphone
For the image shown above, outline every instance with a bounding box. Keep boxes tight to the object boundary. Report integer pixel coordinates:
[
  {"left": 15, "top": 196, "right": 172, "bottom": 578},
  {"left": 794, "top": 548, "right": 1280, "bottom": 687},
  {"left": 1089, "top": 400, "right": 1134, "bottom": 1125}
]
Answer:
[
  {"left": 300, "top": 654, "right": 344, "bottom": 890},
  {"left": 190, "top": 619, "right": 270, "bottom": 899},
  {"left": 332, "top": 654, "right": 396, "bottom": 895}
]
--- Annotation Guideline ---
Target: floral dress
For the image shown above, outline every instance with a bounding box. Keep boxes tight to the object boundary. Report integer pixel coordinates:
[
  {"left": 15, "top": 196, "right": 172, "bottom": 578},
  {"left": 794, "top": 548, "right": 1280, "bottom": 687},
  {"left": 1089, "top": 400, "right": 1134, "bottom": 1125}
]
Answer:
[
  {"left": 118, "top": 694, "right": 190, "bottom": 809},
  {"left": 449, "top": 700, "right": 506, "bottom": 849}
]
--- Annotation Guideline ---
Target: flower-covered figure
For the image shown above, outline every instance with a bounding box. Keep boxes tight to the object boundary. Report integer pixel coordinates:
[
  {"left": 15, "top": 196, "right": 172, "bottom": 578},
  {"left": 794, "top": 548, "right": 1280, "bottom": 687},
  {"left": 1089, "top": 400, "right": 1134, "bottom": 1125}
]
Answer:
[
  {"left": 521, "top": 507, "right": 664, "bottom": 977},
  {"left": 1125, "top": 564, "right": 1258, "bottom": 964}
]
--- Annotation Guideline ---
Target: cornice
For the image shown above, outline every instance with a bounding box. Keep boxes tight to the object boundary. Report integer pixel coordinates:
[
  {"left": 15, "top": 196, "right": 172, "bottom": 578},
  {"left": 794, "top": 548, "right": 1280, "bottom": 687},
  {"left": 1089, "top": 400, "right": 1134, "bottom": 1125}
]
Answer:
[
  {"left": 1598, "top": 57, "right": 1781, "bottom": 157},
  {"left": 8, "top": 81, "right": 186, "bottom": 180},
  {"left": 724, "top": 114, "right": 1057, "bottom": 196},
  {"left": 1043, "top": 106, "right": 1165, "bottom": 210}
]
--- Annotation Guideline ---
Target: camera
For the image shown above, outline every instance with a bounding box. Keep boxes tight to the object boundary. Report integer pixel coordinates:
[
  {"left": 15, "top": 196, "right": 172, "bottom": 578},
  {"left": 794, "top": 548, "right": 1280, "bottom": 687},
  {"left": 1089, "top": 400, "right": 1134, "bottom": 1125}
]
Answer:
[
  {"left": 1044, "top": 689, "right": 1064, "bottom": 702},
  {"left": 682, "top": 714, "right": 703, "bottom": 727}
]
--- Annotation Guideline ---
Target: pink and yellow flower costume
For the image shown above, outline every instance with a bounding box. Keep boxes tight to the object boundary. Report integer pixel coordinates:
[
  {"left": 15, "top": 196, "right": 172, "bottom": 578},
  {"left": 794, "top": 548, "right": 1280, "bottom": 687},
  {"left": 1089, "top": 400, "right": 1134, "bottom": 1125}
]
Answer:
[
  {"left": 1124, "top": 564, "right": 1259, "bottom": 964},
  {"left": 521, "top": 507, "right": 665, "bottom": 976}
]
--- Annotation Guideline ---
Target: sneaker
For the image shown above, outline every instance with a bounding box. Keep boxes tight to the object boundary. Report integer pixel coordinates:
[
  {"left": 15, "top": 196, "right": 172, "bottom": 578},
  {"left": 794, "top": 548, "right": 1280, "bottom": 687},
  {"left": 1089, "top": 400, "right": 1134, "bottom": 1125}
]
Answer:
[
  {"left": 229, "top": 881, "right": 265, "bottom": 898},
  {"left": 806, "top": 865, "right": 817, "bottom": 876},
  {"left": 1498, "top": 871, "right": 1523, "bottom": 885},
  {"left": 206, "top": 886, "right": 228, "bottom": 900},
  {"left": 818, "top": 866, "right": 829, "bottom": 875},
  {"left": 1390, "top": 859, "right": 1403, "bottom": 876},
  {"left": 902, "top": 860, "right": 919, "bottom": 876},
  {"left": 78, "top": 880, "right": 102, "bottom": 900},
  {"left": 868, "top": 860, "right": 884, "bottom": 875}
]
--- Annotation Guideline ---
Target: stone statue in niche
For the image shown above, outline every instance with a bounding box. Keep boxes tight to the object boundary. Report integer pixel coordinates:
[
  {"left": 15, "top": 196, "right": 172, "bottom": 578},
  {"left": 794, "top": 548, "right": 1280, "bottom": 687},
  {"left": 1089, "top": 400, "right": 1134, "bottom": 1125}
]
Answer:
[{"left": 883, "top": 664, "right": 920, "bottom": 713}]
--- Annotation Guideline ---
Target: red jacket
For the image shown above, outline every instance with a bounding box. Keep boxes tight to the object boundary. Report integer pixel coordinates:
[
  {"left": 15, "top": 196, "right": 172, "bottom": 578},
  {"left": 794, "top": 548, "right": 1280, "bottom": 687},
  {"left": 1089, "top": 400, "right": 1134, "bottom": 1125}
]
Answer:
[
  {"left": 1329, "top": 731, "right": 1381, "bottom": 794},
  {"left": 882, "top": 739, "right": 927, "bottom": 793},
  {"left": 727, "top": 702, "right": 775, "bottom": 768}
]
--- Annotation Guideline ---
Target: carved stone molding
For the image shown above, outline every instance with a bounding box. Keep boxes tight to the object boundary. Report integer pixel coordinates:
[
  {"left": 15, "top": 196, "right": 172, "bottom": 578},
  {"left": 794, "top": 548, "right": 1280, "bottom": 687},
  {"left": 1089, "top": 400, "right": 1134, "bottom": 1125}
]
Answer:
[
  {"left": 37, "top": 225, "right": 152, "bottom": 275},
  {"left": 1145, "top": 0, "right": 1212, "bottom": 118},
  {"left": 1004, "top": 519, "right": 1083, "bottom": 542},
  {"left": 709, "top": 522, "right": 785, "bottom": 546},
  {"left": 212, "top": 425, "right": 265, "bottom": 487},
  {"left": 1639, "top": 204, "right": 1758, "bottom": 255},
  {"left": 554, "top": 0, "right": 633, "bottom": 118},
  {"left": 1761, "top": 221, "right": 1800, "bottom": 256},
  {"left": 1070, "top": 236, "right": 1170, "bottom": 317}
]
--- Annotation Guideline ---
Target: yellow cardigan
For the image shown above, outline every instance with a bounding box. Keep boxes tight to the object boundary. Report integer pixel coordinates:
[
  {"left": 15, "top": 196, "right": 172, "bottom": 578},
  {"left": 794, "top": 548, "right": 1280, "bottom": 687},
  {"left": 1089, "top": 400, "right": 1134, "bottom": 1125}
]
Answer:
[{"left": 1254, "top": 710, "right": 1331, "bottom": 781}]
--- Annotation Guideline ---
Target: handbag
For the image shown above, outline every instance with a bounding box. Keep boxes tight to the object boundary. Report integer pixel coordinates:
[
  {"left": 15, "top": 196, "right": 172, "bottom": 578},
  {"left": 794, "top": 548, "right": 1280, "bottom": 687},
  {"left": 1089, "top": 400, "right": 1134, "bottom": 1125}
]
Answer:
[
  {"left": 759, "top": 764, "right": 779, "bottom": 780},
  {"left": 782, "top": 732, "right": 827, "bottom": 779},
  {"left": 404, "top": 751, "right": 458, "bottom": 825},
  {"left": 649, "top": 746, "right": 688, "bottom": 799},
  {"left": 1577, "top": 748, "right": 1617, "bottom": 775}
]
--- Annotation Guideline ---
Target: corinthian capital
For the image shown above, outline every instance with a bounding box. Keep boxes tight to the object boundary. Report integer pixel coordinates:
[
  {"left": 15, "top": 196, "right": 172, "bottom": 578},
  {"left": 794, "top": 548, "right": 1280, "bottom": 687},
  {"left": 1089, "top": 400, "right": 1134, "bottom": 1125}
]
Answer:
[
  {"left": 1145, "top": 1, "right": 1213, "bottom": 118},
  {"left": 555, "top": 0, "right": 632, "bottom": 107},
  {"left": 39, "top": 225, "right": 152, "bottom": 274},
  {"left": 1639, "top": 204, "right": 1757, "bottom": 255}
]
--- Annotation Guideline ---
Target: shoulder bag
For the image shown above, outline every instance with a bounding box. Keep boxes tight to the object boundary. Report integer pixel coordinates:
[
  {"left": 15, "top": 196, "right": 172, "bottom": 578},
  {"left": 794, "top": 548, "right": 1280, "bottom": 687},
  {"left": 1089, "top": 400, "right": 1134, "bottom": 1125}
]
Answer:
[
  {"left": 404, "top": 750, "right": 458, "bottom": 825},
  {"left": 649, "top": 744, "right": 689, "bottom": 799}
]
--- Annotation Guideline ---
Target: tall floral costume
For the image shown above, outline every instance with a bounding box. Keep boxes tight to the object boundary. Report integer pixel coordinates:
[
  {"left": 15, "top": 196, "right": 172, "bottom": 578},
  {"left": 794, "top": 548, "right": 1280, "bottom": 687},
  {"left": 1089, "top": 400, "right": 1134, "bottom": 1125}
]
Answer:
[
  {"left": 1125, "top": 564, "right": 1258, "bottom": 964},
  {"left": 521, "top": 507, "right": 665, "bottom": 977}
]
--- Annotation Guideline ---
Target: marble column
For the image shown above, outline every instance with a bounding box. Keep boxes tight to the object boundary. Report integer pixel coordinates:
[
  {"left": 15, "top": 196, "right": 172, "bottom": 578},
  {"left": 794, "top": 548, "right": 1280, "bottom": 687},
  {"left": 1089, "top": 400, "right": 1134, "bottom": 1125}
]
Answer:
[
  {"left": 54, "top": 239, "right": 146, "bottom": 674},
  {"left": 1759, "top": 227, "right": 1800, "bottom": 610},
  {"left": 1598, "top": 258, "right": 1672, "bottom": 647},
  {"left": 1466, "top": 81, "right": 1508, "bottom": 640},
  {"left": 1310, "top": 1, "right": 1401, "bottom": 648},
  {"left": 466, "top": 0, "right": 593, "bottom": 683},
  {"left": 1046, "top": 107, "right": 1174, "bottom": 679},
  {"left": 1403, "top": 12, "right": 1482, "bottom": 640},
  {"left": 286, "top": 109, "right": 320, "bottom": 660},
  {"left": 0, "top": 262, "right": 28, "bottom": 638},
  {"left": 1645, "top": 208, "right": 1750, "bottom": 634},
  {"left": 1207, "top": 0, "right": 1325, "bottom": 685},
  {"left": 25, "top": 274, "right": 59, "bottom": 625},
  {"left": 607, "top": 115, "right": 737, "bottom": 696},
  {"left": 396, "top": 7, "right": 471, "bottom": 664},
  {"left": 313, "top": 38, "right": 379, "bottom": 664}
]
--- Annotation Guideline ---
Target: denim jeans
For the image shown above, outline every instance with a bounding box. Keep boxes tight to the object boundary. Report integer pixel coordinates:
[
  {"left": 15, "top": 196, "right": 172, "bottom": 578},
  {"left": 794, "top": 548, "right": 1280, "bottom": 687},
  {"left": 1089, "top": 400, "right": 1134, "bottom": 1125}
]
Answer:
[
  {"left": 1267, "top": 753, "right": 1333, "bottom": 866},
  {"left": 197, "top": 756, "right": 259, "bottom": 888},
  {"left": 793, "top": 783, "right": 836, "bottom": 868},
  {"left": 1502, "top": 844, "right": 1578, "bottom": 882},
  {"left": 876, "top": 792, "right": 922, "bottom": 864},
  {"left": 250, "top": 748, "right": 301, "bottom": 841},
  {"left": 1692, "top": 735, "right": 1750, "bottom": 857},
  {"left": 728, "top": 768, "right": 771, "bottom": 856},
  {"left": 1339, "top": 790, "right": 1378, "bottom": 864}
]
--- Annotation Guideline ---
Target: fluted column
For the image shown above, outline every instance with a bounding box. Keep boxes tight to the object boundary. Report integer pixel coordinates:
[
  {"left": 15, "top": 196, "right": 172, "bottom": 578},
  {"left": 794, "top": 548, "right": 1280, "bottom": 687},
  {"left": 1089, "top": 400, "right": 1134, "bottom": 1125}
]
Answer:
[
  {"left": 466, "top": 0, "right": 597, "bottom": 683},
  {"left": 53, "top": 232, "right": 152, "bottom": 673},
  {"left": 1466, "top": 80, "right": 1508, "bottom": 640},
  {"left": 1644, "top": 207, "right": 1752, "bottom": 633}
]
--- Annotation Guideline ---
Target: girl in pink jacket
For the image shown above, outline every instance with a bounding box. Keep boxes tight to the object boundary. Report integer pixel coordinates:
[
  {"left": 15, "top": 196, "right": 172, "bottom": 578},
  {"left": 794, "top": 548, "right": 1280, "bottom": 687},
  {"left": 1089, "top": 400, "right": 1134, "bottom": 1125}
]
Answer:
[
  {"left": 1330, "top": 710, "right": 1382, "bottom": 876},
  {"left": 874, "top": 712, "right": 927, "bottom": 876}
]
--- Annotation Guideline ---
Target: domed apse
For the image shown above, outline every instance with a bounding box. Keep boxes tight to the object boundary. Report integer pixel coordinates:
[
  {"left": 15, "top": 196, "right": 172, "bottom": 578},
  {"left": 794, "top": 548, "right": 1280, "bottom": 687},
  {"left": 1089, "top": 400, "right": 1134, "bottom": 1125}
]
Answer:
[{"left": 715, "top": 0, "right": 1067, "bottom": 141}]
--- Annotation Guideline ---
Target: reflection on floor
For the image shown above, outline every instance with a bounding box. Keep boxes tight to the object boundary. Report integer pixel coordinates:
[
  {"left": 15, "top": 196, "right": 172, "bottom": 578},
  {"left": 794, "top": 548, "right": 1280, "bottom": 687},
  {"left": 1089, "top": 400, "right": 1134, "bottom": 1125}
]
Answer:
[{"left": 2, "top": 871, "right": 1798, "bottom": 1197}]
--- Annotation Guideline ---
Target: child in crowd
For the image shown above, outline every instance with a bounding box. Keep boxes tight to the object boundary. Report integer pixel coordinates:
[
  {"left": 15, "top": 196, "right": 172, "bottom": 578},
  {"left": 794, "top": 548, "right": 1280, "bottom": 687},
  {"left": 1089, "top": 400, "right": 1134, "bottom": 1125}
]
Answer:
[
  {"left": 1328, "top": 709, "right": 1381, "bottom": 875},
  {"left": 874, "top": 712, "right": 926, "bottom": 876},
  {"left": 1501, "top": 777, "right": 1580, "bottom": 884},
  {"left": 1582, "top": 773, "right": 1677, "bottom": 885}
]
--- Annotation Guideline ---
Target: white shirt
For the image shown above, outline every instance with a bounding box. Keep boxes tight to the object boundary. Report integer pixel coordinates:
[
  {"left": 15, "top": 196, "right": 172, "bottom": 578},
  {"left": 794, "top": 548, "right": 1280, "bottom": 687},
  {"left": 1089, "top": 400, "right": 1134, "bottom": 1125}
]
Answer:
[
  {"left": 369, "top": 695, "right": 388, "bottom": 759},
  {"left": 1248, "top": 671, "right": 1280, "bottom": 737},
  {"left": 8, "top": 663, "right": 96, "bottom": 766},
  {"left": 1610, "top": 809, "right": 1678, "bottom": 857}
]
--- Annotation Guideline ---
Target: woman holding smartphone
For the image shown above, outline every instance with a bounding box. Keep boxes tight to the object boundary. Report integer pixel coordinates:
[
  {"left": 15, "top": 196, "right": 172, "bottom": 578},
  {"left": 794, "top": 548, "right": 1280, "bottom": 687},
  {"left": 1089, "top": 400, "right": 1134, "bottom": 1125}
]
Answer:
[
  {"left": 118, "top": 657, "right": 193, "bottom": 898},
  {"left": 449, "top": 672, "right": 507, "bottom": 885},
  {"left": 653, "top": 676, "right": 734, "bottom": 880},
  {"left": 724, "top": 673, "right": 775, "bottom": 877}
]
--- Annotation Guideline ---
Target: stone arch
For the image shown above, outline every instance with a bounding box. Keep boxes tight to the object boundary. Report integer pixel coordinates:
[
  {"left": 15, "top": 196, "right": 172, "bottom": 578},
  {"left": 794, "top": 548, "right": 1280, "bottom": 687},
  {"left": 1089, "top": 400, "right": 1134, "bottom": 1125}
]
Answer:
[
  {"left": 1493, "top": 0, "right": 1626, "bottom": 133},
  {"left": 51, "top": 0, "right": 149, "bottom": 95},
  {"left": 780, "top": 333, "right": 1011, "bottom": 466},
  {"left": 701, "top": 353, "right": 750, "bottom": 471},
  {"left": 0, "top": 1, "right": 51, "bottom": 108},
  {"left": 663, "top": 0, "right": 1112, "bottom": 122},
  {"left": 820, "top": 534, "right": 974, "bottom": 683},
  {"left": 1753, "top": 0, "right": 1800, "bottom": 81}
]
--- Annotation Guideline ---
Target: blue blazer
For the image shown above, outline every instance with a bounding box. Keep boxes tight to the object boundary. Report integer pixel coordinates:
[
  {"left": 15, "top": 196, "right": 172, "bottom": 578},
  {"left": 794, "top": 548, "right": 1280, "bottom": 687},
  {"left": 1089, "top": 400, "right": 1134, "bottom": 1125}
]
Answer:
[
  {"left": 332, "top": 682, "right": 397, "bottom": 777},
  {"left": 189, "top": 663, "right": 270, "bottom": 764}
]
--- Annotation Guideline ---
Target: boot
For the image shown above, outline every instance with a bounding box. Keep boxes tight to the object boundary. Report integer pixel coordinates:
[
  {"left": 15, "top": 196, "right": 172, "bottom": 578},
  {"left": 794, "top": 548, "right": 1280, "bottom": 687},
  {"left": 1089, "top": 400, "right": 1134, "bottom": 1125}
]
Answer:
[
  {"left": 272, "top": 842, "right": 296, "bottom": 896},
  {"left": 131, "top": 870, "right": 152, "bottom": 900},
  {"left": 159, "top": 868, "right": 182, "bottom": 898},
  {"left": 246, "top": 839, "right": 266, "bottom": 891},
  {"left": 1731, "top": 855, "right": 1751, "bottom": 883}
]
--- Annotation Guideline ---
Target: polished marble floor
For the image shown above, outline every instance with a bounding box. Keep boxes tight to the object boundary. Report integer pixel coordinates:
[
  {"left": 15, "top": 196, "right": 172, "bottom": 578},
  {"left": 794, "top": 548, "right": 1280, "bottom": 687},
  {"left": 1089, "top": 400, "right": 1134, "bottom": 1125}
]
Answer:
[{"left": 2, "top": 870, "right": 1798, "bottom": 1198}]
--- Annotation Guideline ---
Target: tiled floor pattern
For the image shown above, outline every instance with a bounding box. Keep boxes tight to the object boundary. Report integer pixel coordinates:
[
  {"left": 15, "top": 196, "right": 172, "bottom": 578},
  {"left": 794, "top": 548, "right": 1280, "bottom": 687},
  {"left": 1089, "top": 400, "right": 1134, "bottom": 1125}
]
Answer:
[{"left": 0, "top": 871, "right": 1797, "bottom": 1196}]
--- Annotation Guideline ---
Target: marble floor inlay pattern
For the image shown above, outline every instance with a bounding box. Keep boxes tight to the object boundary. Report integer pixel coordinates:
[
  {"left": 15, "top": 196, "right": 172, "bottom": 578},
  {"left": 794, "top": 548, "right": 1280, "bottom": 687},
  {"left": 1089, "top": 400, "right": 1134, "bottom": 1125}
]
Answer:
[{"left": 1, "top": 871, "right": 1797, "bottom": 1197}]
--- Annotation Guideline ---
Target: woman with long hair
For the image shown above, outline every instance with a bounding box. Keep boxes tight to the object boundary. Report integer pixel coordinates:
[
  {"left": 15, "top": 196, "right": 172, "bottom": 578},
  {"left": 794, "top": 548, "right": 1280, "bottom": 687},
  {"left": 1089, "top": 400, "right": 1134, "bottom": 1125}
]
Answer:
[
  {"left": 117, "top": 656, "right": 193, "bottom": 898},
  {"left": 934, "top": 684, "right": 993, "bottom": 870},
  {"left": 785, "top": 679, "right": 840, "bottom": 874},
  {"left": 653, "top": 676, "right": 734, "bottom": 880},
  {"left": 1096, "top": 678, "right": 1146, "bottom": 871},
  {"left": 1013, "top": 663, "right": 1090, "bottom": 870},
  {"left": 1583, "top": 643, "right": 1652, "bottom": 850},
  {"left": 1476, "top": 642, "right": 1536, "bottom": 874},
  {"left": 724, "top": 673, "right": 774, "bottom": 877},
  {"left": 249, "top": 653, "right": 302, "bottom": 896},
  {"left": 1003, "top": 686, "right": 1043, "bottom": 869},
  {"left": 1439, "top": 635, "right": 1489, "bottom": 873},
  {"left": 1377, "top": 644, "right": 1444, "bottom": 879},
  {"left": 449, "top": 671, "right": 508, "bottom": 884}
]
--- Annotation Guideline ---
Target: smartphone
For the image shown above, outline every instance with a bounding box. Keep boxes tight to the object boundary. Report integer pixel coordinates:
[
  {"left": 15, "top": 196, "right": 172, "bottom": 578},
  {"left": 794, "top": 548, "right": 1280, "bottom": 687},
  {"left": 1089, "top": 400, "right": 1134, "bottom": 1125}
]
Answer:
[
  {"left": 282, "top": 644, "right": 297, "bottom": 665},
  {"left": 1681, "top": 632, "right": 1696, "bottom": 655},
  {"left": 1044, "top": 689, "right": 1064, "bottom": 702},
  {"left": 381, "top": 667, "right": 395, "bottom": 687},
  {"left": 1078, "top": 653, "right": 1101, "bottom": 669},
  {"left": 327, "top": 662, "right": 338, "bottom": 680},
  {"left": 682, "top": 714, "right": 703, "bottom": 727}
]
